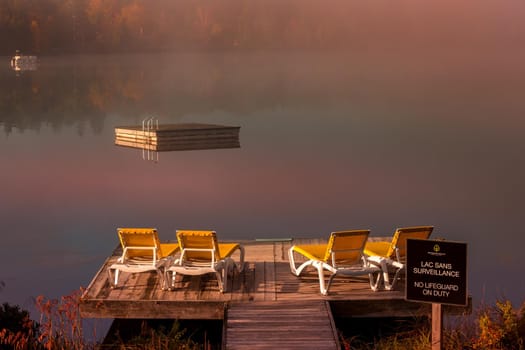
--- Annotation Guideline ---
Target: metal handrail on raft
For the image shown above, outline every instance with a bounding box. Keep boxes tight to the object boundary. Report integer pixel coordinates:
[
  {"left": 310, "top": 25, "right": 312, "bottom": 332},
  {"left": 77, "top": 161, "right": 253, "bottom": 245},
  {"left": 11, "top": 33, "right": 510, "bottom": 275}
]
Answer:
[{"left": 142, "top": 117, "right": 159, "bottom": 162}]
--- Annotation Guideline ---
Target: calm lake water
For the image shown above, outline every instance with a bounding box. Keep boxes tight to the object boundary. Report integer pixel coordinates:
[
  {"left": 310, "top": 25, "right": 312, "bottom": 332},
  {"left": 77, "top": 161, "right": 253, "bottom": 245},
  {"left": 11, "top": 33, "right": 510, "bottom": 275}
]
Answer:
[{"left": 1, "top": 49, "right": 525, "bottom": 318}]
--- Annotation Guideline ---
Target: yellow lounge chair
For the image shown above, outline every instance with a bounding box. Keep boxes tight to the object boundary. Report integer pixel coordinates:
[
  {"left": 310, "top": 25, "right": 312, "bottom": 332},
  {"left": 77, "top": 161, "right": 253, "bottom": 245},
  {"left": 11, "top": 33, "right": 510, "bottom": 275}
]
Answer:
[
  {"left": 364, "top": 225, "right": 434, "bottom": 290},
  {"left": 288, "top": 230, "right": 382, "bottom": 295},
  {"left": 163, "top": 230, "right": 245, "bottom": 293},
  {"left": 107, "top": 228, "right": 179, "bottom": 288}
]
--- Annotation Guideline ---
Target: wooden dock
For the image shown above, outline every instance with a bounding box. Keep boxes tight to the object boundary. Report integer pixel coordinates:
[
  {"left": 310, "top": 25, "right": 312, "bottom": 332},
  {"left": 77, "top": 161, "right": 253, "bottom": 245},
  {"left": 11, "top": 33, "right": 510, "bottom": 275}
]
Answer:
[
  {"left": 114, "top": 123, "right": 240, "bottom": 152},
  {"left": 80, "top": 239, "right": 470, "bottom": 348}
]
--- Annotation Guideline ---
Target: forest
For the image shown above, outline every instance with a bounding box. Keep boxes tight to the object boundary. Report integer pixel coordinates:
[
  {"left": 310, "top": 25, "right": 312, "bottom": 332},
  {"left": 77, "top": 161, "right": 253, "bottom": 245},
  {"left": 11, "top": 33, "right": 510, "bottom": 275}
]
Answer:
[
  {"left": 0, "top": 0, "right": 372, "bottom": 54},
  {"left": 2, "top": 0, "right": 520, "bottom": 55}
]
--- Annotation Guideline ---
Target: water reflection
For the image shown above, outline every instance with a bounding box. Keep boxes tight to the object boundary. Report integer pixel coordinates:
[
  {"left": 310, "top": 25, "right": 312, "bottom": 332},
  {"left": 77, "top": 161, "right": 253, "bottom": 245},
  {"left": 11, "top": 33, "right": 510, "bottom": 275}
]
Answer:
[
  {"left": 10, "top": 52, "right": 38, "bottom": 74},
  {"left": 1, "top": 50, "right": 525, "bottom": 317}
]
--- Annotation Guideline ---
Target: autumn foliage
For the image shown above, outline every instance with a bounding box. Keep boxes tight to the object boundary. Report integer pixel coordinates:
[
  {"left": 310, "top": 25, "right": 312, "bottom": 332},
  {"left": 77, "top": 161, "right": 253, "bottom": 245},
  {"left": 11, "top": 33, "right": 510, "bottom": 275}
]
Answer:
[
  {"left": 2, "top": 292, "right": 525, "bottom": 349},
  {"left": 0, "top": 0, "right": 365, "bottom": 55}
]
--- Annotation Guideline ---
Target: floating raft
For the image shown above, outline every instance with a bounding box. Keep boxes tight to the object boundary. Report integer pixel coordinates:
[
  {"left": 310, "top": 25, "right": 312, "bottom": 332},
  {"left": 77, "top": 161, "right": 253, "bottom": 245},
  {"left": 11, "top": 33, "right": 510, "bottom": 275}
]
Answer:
[
  {"left": 11, "top": 54, "right": 38, "bottom": 72},
  {"left": 114, "top": 123, "right": 240, "bottom": 151}
]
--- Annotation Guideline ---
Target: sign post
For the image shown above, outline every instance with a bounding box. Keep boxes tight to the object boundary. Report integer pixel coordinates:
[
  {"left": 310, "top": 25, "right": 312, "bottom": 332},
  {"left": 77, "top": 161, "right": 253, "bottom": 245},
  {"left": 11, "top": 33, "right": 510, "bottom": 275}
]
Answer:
[
  {"left": 432, "top": 303, "right": 442, "bottom": 349},
  {"left": 405, "top": 239, "right": 468, "bottom": 350}
]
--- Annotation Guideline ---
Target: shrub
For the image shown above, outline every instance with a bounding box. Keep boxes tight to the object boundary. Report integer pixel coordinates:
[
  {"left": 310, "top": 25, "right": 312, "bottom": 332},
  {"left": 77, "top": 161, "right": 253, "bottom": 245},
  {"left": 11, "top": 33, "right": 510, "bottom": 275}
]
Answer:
[
  {"left": 0, "top": 302, "right": 40, "bottom": 350},
  {"left": 105, "top": 319, "right": 204, "bottom": 349},
  {"left": 339, "top": 299, "right": 525, "bottom": 350},
  {"left": 471, "top": 299, "right": 524, "bottom": 350},
  {"left": 1, "top": 288, "right": 217, "bottom": 349}
]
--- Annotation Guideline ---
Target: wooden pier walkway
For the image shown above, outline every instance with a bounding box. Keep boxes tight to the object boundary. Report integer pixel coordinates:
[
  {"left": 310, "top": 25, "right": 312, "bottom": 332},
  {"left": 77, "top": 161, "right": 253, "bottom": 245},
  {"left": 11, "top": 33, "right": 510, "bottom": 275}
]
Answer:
[
  {"left": 225, "top": 301, "right": 339, "bottom": 350},
  {"left": 80, "top": 238, "right": 469, "bottom": 348}
]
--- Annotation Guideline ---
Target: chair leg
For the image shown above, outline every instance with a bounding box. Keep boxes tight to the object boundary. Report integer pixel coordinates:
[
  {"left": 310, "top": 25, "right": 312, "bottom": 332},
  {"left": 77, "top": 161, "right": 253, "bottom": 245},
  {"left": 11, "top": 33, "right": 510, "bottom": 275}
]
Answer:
[
  {"left": 382, "top": 260, "right": 404, "bottom": 291},
  {"left": 228, "top": 257, "right": 238, "bottom": 277},
  {"left": 216, "top": 269, "right": 225, "bottom": 293},
  {"left": 317, "top": 264, "right": 326, "bottom": 295},
  {"left": 156, "top": 268, "right": 166, "bottom": 290},
  {"left": 325, "top": 271, "right": 338, "bottom": 296},
  {"left": 385, "top": 265, "right": 404, "bottom": 291},
  {"left": 224, "top": 260, "right": 232, "bottom": 293},
  {"left": 164, "top": 270, "right": 177, "bottom": 290},
  {"left": 316, "top": 262, "right": 333, "bottom": 296},
  {"left": 107, "top": 268, "right": 119, "bottom": 288},
  {"left": 288, "top": 247, "right": 299, "bottom": 275},
  {"left": 236, "top": 246, "right": 245, "bottom": 273},
  {"left": 368, "top": 271, "right": 383, "bottom": 292},
  {"left": 289, "top": 248, "right": 316, "bottom": 276}
]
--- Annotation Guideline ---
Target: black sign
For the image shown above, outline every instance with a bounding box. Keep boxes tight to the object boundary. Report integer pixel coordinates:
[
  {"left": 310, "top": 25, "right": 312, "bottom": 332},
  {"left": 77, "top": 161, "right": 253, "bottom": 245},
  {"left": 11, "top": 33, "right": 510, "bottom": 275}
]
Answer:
[{"left": 405, "top": 239, "right": 468, "bottom": 306}]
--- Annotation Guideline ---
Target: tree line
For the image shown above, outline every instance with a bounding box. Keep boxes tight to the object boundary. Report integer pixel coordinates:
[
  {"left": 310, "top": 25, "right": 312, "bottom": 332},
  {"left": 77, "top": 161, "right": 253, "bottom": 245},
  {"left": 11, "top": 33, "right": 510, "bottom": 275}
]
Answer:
[
  {"left": 4, "top": 0, "right": 515, "bottom": 56},
  {"left": 0, "top": 0, "right": 373, "bottom": 55}
]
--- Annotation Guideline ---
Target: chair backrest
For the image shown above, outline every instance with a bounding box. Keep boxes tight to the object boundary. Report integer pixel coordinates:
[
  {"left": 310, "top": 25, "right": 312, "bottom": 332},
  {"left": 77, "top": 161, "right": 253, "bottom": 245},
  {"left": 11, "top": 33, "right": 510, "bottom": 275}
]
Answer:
[
  {"left": 325, "top": 230, "right": 370, "bottom": 267},
  {"left": 176, "top": 230, "right": 220, "bottom": 264},
  {"left": 388, "top": 226, "right": 434, "bottom": 261},
  {"left": 117, "top": 227, "right": 161, "bottom": 261}
]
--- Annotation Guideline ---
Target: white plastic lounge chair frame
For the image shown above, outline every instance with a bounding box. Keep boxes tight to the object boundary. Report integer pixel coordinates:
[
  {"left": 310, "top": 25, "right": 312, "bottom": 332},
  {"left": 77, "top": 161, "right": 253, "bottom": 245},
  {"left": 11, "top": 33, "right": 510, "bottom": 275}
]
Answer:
[
  {"left": 288, "top": 230, "right": 382, "bottom": 295},
  {"left": 365, "top": 226, "right": 434, "bottom": 290},
  {"left": 164, "top": 230, "right": 245, "bottom": 293},
  {"left": 107, "top": 228, "right": 179, "bottom": 288}
]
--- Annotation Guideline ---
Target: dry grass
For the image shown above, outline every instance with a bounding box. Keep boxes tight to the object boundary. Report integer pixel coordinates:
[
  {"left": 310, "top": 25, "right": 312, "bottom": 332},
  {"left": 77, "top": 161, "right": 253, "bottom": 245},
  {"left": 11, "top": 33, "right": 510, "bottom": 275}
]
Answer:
[
  {"left": 1, "top": 288, "right": 525, "bottom": 349},
  {"left": 338, "top": 299, "right": 525, "bottom": 350},
  {"left": 0, "top": 288, "right": 217, "bottom": 349}
]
